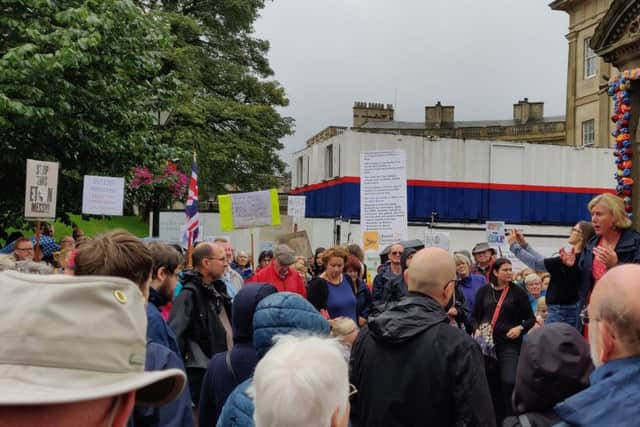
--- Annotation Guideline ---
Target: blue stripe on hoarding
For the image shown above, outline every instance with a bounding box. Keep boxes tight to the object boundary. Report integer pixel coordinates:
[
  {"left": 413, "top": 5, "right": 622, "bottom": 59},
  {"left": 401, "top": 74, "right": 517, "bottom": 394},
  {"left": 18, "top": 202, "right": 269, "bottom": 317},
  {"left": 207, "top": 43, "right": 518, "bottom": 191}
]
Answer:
[{"left": 299, "top": 182, "right": 593, "bottom": 224}]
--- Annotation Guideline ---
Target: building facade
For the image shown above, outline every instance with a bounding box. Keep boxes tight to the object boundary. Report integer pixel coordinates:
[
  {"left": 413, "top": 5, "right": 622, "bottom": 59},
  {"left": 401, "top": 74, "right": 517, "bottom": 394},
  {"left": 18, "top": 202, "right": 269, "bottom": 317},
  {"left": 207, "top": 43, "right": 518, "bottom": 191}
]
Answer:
[
  {"left": 550, "top": 0, "right": 616, "bottom": 148},
  {"left": 292, "top": 130, "right": 613, "bottom": 225}
]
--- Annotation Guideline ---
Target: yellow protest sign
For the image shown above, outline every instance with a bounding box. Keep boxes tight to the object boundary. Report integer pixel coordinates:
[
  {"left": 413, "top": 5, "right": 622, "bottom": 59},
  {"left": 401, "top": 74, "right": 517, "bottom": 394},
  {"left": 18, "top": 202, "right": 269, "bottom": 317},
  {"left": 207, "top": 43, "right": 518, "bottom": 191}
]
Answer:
[{"left": 218, "top": 189, "right": 280, "bottom": 231}]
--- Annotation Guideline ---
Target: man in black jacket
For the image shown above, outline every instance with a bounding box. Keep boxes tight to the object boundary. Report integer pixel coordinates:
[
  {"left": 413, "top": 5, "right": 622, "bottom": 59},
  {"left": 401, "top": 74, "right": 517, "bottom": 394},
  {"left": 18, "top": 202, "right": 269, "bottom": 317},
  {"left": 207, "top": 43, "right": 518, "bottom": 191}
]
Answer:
[
  {"left": 169, "top": 242, "right": 233, "bottom": 407},
  {"left": 350, "top": 247, "right": 496, "bottom": 427}
]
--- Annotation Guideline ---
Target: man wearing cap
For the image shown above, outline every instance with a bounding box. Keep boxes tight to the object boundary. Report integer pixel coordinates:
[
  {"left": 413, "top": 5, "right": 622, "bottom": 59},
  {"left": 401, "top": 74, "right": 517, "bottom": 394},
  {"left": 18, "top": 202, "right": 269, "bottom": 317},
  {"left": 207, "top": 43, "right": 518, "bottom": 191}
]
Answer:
[
  {"left": 169, "top": 242, "right": 233, "bottom": 407},
  {"left": 0, "top": 271, "right": 186, "bottom": 427},
  {"left": 247, "top": 244, "right": 306, "bottom": 297},
  {"left": 471, "top": 242, "right": 496, "bottom": 282},
  {"left": 553, "top": 264, "right": 640, "bottom": 426}
]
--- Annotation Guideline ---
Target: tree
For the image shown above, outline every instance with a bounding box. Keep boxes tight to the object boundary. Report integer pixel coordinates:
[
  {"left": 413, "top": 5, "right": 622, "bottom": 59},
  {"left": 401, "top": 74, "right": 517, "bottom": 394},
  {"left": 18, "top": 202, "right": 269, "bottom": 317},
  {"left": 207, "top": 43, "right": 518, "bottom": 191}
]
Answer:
[
  {"left": 0, "top": 0, "right": 181, "bottom": 237},
  {"left": 138, "top": 1, "right": 294, "bottom": 197}
]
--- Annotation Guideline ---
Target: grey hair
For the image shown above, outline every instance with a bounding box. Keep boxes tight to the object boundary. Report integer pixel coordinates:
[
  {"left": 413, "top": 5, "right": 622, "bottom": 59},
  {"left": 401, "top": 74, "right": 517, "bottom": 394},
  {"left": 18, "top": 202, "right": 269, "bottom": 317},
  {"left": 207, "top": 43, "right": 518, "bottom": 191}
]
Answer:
[
  {"left": 248, "top": 335, "right": 349, "bottom": 427},
  {"left": 524, "top": 273, "right": 541, "bottom": 285},
  {"left": 597, "top": 296, "right": 640, "bottom": 352},
  {"left": 13, "top": 260, "right": 54, "bottom": 275},
  {"left": 453, "top": 253, "right": 471, "bottom": 267}
]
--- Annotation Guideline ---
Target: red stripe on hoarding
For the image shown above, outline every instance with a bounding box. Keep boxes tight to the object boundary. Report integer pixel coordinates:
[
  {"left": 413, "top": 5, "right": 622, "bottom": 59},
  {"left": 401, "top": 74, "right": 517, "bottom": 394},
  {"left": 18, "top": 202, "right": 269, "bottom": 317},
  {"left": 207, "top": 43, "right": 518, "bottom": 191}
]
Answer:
[{"left": 290, "top": 176, "right": 614, "bottom": 195}]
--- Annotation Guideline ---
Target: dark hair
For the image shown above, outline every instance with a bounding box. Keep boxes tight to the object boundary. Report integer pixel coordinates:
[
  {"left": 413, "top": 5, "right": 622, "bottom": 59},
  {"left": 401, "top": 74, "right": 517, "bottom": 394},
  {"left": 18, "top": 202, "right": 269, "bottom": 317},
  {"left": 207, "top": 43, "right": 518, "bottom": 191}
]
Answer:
[
  {"left": 71, "top": 226, "right": 84, "bottom": 240},
  {"left": 192, "top": 243, "right": 214, "bottom": 267},
  {"left": 148, "top": 242, "right": 183, "bottom": 276},
  {"left": 258, "top": 250, "right": 273, "bottom": 264},
  {"left": 314, "top": 247, "right": 326, "bottom": 257},
  {"left": 490, "top": 258, "right": 512, "bottom": 287},
  {"left": 307, "top": 277, "right": 329, "bottom": 311},
  {"left": 347, "top": 244, "right": 364, "bottom": 261},
  {"left": 577, "top": 221, "right": 595, "bottom": 249},
  {"left": 345, "top": 255, "right": 362, "bottom": 275},
  {"left": 74, "top": 230, "right": 152, "bottom": 290}
]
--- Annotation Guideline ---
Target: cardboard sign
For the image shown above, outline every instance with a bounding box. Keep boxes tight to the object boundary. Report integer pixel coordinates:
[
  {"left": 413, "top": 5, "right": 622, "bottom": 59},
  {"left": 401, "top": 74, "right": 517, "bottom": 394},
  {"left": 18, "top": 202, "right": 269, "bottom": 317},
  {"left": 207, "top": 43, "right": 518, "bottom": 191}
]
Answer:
[
  {"left": 276, "top": 230, "right": 313, "bottom": 259},
  {"left": 24, "top": 159, "right": 59, "bottom": 220},
  {"left": 218, "top": 189, "right": 280, "bottom": 231},
  {"left": 82, "top": 175, "right": 125, "bottom": 216}
]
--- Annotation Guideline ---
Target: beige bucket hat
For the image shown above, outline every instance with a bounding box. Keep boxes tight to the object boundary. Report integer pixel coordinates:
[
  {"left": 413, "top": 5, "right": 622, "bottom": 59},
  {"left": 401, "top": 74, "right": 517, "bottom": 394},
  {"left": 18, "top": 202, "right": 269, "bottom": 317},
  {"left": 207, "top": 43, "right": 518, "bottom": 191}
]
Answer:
[{"left": 0, "top": 271, "right": 186, "bottom": 407}]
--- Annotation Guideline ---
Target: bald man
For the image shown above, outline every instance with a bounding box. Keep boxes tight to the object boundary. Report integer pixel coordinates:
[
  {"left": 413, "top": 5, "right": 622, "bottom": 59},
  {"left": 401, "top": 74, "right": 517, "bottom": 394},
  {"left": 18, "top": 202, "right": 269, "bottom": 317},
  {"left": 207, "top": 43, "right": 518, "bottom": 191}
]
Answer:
[
  {"left": 554, "top": 264, "right": 640, "bottom": 426},
  {"left": 350, "top": 248, "right": 495, "bottom": 427}
]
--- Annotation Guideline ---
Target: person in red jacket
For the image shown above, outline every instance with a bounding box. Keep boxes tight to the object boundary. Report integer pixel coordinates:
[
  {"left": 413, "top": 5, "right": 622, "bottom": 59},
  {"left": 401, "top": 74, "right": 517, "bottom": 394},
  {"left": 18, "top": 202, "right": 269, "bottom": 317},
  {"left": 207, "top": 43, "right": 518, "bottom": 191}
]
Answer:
[{"left": 248, "top": 244, "right": 307, "bottom": 297}]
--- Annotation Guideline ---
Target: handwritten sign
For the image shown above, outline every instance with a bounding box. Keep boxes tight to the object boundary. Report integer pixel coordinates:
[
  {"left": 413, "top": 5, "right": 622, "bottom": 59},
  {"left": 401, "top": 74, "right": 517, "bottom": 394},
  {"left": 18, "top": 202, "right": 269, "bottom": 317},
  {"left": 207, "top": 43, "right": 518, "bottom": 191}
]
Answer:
[
  {"left": 82, "top": 175, "right": 125, "bottom": 216},
  {"left": 24, "top": 159, "right": 59, "bottom": 220},
  {"left": 287, "top": 195, "right": 306, "bottom": 221},
  {"left": 218, "top": 189, "right": 280, "bottom": 231}
]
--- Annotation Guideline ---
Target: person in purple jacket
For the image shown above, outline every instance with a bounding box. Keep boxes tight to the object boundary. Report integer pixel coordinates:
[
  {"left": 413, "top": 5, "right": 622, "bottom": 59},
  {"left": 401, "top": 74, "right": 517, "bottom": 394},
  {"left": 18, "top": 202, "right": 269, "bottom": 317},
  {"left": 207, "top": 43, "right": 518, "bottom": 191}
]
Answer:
[{"left": 453, "top": 252, "right": 486, "bottom": 319}]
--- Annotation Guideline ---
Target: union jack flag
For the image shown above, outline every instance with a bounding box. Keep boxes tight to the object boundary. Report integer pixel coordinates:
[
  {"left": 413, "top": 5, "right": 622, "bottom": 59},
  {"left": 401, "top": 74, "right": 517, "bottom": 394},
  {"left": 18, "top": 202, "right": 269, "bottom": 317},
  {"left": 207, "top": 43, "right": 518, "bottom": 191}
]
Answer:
[{"left": 185, "top": 153, "right": 200, "bottom": 247}]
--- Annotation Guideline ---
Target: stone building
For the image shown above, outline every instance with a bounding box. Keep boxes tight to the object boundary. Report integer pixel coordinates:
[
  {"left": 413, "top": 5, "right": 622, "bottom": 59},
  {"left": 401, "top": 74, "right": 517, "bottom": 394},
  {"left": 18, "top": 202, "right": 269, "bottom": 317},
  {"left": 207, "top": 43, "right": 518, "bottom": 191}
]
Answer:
[
  {"left": 305, "top": 99, "right": 566, "bottom": 147},
  {"left": 550, "top": 0, "right": 616, "bottom": 148}
]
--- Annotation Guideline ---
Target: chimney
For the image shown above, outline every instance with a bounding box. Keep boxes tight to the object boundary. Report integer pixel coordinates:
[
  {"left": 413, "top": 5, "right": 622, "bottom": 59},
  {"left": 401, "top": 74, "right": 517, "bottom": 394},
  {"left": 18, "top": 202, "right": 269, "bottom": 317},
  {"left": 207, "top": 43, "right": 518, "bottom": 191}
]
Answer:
[
  {"left": 352, "top": 101, "right": 394, "bottom": 127},
  {"left": 425, "top": 101, "right": 455, "bottom": 128},
  {"left": 513, "top": 98, "right": 544, "bottom": 124}
]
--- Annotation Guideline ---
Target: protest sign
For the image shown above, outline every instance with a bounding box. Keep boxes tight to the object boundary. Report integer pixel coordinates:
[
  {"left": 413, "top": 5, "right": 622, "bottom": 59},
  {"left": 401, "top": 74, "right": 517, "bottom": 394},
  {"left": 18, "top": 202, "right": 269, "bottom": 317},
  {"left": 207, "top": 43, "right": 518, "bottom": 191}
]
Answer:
[
  {"left": 218, "top": 189, "right": 280, "bottom": 231},
  {"left": 360, "top": 149, "right": 408, "bottom": 250},
  {"left": 276, "top": 230, "right": 313, "bottom": 259},
  {"left": 82, "top": 175, "right": 125, "bottom": 216},
  {"left": 486, "top": 221, "right": 506, "bottom": 249},
  {"left": 287, "top": 195, "right": 306, "bottom": 222},
  {"left": 24, "top": 159, "right": 59, "bottom": 220}
]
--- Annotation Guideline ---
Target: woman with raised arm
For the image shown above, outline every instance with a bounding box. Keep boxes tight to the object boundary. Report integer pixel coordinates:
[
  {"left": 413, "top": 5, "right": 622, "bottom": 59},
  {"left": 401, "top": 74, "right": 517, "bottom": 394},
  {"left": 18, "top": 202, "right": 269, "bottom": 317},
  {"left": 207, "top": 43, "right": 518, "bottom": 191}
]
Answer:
[{"left": 507, "top": 221, "right": 594, "bottom": 328}]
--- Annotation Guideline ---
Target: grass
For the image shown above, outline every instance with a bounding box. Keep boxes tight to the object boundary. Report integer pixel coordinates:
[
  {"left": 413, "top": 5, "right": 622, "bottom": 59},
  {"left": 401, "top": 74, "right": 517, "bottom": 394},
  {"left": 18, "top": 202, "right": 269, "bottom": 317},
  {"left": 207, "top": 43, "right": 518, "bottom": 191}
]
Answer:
[{"left": 4, "top": 214, "right": 149, "bottom": 244}]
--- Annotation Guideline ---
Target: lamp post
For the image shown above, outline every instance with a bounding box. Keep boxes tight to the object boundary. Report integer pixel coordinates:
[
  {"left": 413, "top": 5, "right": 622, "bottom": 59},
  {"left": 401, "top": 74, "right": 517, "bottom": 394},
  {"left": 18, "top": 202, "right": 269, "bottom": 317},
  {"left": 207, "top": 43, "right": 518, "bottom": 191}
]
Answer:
[{"left": 151, "top": 110, "right": 171, "bottom": 238}]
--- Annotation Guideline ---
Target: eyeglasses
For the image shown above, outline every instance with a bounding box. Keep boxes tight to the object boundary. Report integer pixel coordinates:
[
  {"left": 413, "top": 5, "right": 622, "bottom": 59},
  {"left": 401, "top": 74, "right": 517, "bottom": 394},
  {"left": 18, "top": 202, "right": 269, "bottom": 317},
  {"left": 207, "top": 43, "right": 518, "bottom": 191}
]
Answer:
[
  {"left": 579, "top": 308, "right": 600, "bottom": 325},
  {"left": 390, "top": 251, "right": 402, "bottom": 256},
  {"left": 349, "top": 383, "right": 358, "bottom": 397}
]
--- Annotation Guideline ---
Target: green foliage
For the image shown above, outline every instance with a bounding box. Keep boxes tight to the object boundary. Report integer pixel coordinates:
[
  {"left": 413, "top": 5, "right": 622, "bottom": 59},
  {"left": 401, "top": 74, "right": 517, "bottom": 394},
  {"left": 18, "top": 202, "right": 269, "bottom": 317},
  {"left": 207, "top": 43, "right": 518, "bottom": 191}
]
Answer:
[
  {"left": 0, "top": 0, "right": 181, "bottom": 237},
  {"left": 145, "top": 1, "right": 294, "bottom": 196}
]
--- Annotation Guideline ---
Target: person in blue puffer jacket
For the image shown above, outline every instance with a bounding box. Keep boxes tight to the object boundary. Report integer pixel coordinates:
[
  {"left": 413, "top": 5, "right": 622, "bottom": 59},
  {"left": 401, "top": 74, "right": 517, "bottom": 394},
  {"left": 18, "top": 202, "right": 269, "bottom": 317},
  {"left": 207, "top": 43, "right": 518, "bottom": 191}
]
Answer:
[{"left": 216, "top": 292, "right": 330, "bottom": 427}]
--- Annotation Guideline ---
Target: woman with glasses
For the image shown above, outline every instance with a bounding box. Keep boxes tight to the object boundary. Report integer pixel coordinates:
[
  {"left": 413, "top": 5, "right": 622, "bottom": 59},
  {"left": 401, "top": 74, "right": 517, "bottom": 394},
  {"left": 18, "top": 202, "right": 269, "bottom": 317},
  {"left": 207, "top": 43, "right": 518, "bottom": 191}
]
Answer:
[
  {"left": 473, "top": 258, "right": 536, "bottom": 420},
  {"left": 507, "top": 221, "right": 594, "bottom": 329}
]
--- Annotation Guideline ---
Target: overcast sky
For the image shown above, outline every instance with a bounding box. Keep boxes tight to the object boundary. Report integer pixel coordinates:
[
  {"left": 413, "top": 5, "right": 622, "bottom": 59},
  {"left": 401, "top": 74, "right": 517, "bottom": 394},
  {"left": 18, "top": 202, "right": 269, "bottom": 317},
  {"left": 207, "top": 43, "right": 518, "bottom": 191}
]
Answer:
[{"left": 254, "top": 1, "right": 569, "bottom": 164}]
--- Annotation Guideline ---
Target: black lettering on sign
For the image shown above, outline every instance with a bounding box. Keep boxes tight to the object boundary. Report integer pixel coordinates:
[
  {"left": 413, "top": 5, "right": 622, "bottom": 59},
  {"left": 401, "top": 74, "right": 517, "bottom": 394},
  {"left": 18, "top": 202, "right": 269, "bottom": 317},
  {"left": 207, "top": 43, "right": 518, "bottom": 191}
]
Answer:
[
  {"left": 29, "top": 186, "right": 38, "bottom": 202},
  {"left": 47, "top": 188, "right": 53, "bottom": 203},
  {"left": 36, "top": 176, "right": 48, "bottom": 186}
]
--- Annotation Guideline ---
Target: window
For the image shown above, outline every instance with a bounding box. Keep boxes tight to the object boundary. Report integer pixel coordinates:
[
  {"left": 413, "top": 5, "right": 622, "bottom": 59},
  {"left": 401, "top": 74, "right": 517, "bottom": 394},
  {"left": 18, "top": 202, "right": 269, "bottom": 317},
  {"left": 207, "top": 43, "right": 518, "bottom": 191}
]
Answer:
[
  {"left": 584, "top": 38, "right": 597, "bottom": 79},
  {"left": 582, "top": 119, "right": 595, "bottom": 147},
  {"left": 296, "top": 156, "right": 304, "bottom": 186},
  {"left": 325, "top": 144, "right": 333, "bottom": 178}
]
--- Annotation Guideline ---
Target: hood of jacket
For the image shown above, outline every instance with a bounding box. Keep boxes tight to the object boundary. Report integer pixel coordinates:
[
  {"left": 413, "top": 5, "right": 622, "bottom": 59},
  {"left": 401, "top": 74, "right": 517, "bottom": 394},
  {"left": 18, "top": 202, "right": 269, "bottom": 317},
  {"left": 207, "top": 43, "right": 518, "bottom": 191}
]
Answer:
[
  {"left": 231, "top": 283, "right": 278, "bottom": 344},
  {"left": 400, "top": 248, "right": 416, "bottom": 272},
  {"left": 252, "top": 292, "right": 330, "bottom": 359},
  {"left": 513, "top": 323, "right": 593, "bottom": 414},
  {"left": 367, "top": 292, "right": 448, "bottom": 344}
]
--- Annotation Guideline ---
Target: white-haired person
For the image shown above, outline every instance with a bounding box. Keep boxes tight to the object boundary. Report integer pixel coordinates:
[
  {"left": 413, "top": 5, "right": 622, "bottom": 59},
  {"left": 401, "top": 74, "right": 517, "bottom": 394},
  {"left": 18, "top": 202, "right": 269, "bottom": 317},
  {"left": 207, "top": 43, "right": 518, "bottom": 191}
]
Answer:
[{"left": 248, "top": 335, "right": 350, "bottom": 427}]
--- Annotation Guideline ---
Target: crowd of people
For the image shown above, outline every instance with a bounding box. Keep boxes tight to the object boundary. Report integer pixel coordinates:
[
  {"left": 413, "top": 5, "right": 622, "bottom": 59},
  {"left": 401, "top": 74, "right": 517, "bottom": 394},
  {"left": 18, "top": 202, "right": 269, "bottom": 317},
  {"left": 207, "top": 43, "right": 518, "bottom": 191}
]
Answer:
[{"left": 1, "top": 192, "right": 640, "bottom": 426}]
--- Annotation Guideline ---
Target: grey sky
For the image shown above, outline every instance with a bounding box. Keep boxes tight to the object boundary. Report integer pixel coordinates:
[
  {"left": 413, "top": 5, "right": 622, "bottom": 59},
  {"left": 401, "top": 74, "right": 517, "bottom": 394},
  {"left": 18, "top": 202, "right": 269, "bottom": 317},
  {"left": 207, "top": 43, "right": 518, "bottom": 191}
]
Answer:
[{"left": 254, "top": 1, "right": 569, "bottom": 164}]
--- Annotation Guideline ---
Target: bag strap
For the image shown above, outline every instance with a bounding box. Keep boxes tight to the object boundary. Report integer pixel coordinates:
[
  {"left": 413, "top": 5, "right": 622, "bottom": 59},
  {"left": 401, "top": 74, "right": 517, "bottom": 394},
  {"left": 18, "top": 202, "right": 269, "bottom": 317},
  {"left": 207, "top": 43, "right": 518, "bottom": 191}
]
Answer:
[
  {"left": 518, "top": 414, "right": 533, "bottom": 427},
  {"left": 490, "top": 286, "right": 510, "bottom": 329}
]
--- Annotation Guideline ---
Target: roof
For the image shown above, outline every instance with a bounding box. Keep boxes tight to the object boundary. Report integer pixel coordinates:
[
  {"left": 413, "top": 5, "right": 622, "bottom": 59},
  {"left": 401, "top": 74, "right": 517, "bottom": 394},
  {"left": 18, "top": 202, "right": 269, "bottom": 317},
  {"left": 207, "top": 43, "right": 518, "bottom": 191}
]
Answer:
[
  {"left": 359, "top": 116, "right": 566, "bottom": 130},
  {"left": 548, "top": 0, "right": 579, "bottom": 12}
]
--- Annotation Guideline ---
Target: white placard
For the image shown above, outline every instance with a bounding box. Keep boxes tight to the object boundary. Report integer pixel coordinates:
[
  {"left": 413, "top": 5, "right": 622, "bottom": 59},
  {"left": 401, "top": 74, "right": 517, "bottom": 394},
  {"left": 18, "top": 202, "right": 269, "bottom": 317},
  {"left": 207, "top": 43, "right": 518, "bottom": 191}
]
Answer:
[
  {"left": 360, "top": 149, "right": 408, "bottom": 250},
  {"left": 486, "top": 221, "right": 506, "bottom": 249},
  {"left": 287, "top": 195, "right": 306, "bottom": 220},
  {"left": 82, "top": 175, "right": 125, "bottom": 216},
  {"left": 24, "top": 159, "right": 59, "bottom": 220},
  {"left": 425, "top": 231, "right": 450, "bottom": 251},
  {"left": 231, "top": 190, "right": 273, "bottom": 229}
]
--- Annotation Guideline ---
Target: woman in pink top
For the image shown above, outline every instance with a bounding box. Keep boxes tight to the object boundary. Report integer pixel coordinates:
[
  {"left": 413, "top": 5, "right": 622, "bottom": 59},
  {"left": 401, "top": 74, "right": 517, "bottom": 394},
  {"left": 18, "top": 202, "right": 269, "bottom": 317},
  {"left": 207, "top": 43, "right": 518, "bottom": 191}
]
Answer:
[{"left": 562, "top": 193, "right": 640, "bottom": 332}]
